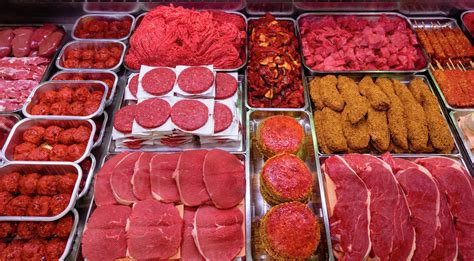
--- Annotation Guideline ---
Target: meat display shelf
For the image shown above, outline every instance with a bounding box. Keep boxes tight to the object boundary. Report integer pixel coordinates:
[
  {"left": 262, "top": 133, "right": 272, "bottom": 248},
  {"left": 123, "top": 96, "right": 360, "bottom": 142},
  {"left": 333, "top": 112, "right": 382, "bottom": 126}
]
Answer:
[
  {"left": 449, "top": 110, "right": 474, "bottom": 164},
  {"left": 72, "top": 14, "right": 136, "bottom": 42}
]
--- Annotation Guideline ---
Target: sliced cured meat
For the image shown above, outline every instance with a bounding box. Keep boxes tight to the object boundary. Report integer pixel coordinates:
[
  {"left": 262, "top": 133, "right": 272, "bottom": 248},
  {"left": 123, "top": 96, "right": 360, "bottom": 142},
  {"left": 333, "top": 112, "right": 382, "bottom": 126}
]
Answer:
[
  {"left": 171, "top": 100, "right": 209, "bottom": 131},
  {"left": 135, "top": 98, "right": 171, "bottom": 129},
  {"left": 343, "top": 154, "right": 414, "bottom": 261},
  {"left": 128, "top": 74, "right": 138, "bottom": 98},
  {"left": 110, "top": 152, "right": 141, "bottom": 205},
  {"left": 127, "top": 199, "right": 183, "bottom": 260},
  {"left": 141, "top": 67, "right": 176, "bottom": 96},
  {"left": 150, "top": 153, "right": 180, "bottom": 203},
  {"left": 193, "top": 205, "right": 244, "bottom": 260},
  {"left": 215, "top": 73, "right": 237, "bottom": 99},
  {"left": 132, "top": 152, "right": 153, "bottom": 200},
  {"left": 213, "top": 103, "right": 233, "bottom": 133},
  {"left": 203, "top": 149, "right": 244, "bottom": 209},
  {"left": 174, "top": 150, "right": 210, "bottom": 206},
  {"left": 178, "top": 67, "right": 214, "bottom": 94},
  {"left": 322, "top": 156, "right": 371, "bottom": 260},
  {"left": 113, "top": 104, "right": 136, "bottom": 133},
  {"left": 86, "top": 205, "right": 131, "bottom": 229},
  {"left": 94, "top": 152, "right": 129, "bottom": 206},
  {"left": 182, "top": 207, "right": 204, "bottom": 261}
]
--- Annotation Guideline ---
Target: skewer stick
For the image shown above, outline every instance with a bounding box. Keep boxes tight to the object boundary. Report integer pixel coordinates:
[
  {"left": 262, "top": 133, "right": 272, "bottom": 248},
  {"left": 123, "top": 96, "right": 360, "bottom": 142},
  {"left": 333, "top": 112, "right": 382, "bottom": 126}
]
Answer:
[
  {"left": 470, "top": 60, "right": 474, "bottom": 69},
  {"left": 459, "top": 62, "right": 466, "bottom": 71},
  {"left": 429, "top": 63, "right": 436, "bottom": 71},
  {"left": 449, "top": 58, "right": 456, "bottom": 69},
  {"left": 436, "top": 60, "right": 444, "bottom": 71}
]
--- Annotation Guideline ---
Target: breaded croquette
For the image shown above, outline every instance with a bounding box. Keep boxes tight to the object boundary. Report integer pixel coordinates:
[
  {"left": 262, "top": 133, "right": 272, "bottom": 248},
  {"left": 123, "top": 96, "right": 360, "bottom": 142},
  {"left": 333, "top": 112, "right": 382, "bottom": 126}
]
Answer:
[
  {"left": 314, "top": 111, "right": 331, "bottom": 154},
  {"left": 309, "top": 77, "right": 325, "bottom": 110},
  {"left": 367, "top": 107, "right": 390, "bottom": 152},
  {"left": 342, "top": 108, "right": 370, "bottom": 151},
  {"left": 337, "top": 76, "right": 369, "bottom": 124},
  {"left": 319, "top": 75, "right": 344, "bottom": 112},
  {"left": 320, "top": 107, "right": 348, "bottom": 153},
  {"left": 359, "top": 76, "right": 391, "bottom": 111}
]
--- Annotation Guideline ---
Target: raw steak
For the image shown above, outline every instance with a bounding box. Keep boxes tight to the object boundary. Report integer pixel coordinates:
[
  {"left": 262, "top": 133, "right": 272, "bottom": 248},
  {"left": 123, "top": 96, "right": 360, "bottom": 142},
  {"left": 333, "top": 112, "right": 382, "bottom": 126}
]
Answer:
[
  {"left": 429, "top": 195, "right": 458, "bottom": 261},
  {"left": 94, "top": 152, "right": 129, "bottom": 206},
  {"left": 127, "top": 199, "right": 183, "bottom": 260},
  {"left": 85, "top": 205, "right": 131, "bottom": 229},
  {"left": 193, "top": 205, "right": 244, "bottom": 260},
  {"left": 110, "top": 152, "right": 141, "bottom": 205},
  {"left": 131, "top": 152, "right": 153, "bottom": 200},
  {"left": 174, "top": 150, "right": 210, "bottom": 206},
  {"left": 322, "top": 155, "right": 371, "bottom": 260},
  {"left": 203, "top": 149, "right": 244, "bottom": 209},
  {"left": 150, "top": 153, "right": 180, "bottom": 203},
  {"left": 182, "top": 207, "right": 204, "bottom": 261}
]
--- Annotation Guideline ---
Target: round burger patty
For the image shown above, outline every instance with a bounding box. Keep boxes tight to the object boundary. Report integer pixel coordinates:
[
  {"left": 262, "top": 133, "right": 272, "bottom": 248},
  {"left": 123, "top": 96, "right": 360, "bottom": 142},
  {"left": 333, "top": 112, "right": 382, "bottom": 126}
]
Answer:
[
  {"left": 135, "top": 98, "right": 171, "bottom": 129},
  {"left": 213, "top": 103, "right": 233, "bottom": 133},
  {"left": 256, "top": 115, "right": 304, "bottom": 158},
  {"left": 171, "top": 100, "right": 209, "bottom": 131},
  {"left": 142, "top": 68, "right": 176, "bottom": 96},
  {"left": 113, "top": 105, "right": 137, "bottom": 133},
  {"left": 215, "top": 73, "right": 237, "bottom": 99},
  {"left": 128, "top": 74, "right": 139, "bottom": 98},
  {"left": 177, "top": 67, "right": 214, "bottom": 94}
]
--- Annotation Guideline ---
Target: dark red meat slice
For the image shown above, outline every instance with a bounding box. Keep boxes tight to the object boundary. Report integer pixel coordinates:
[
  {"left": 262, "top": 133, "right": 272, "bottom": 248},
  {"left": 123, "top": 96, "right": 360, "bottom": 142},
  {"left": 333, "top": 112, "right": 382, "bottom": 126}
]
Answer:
[
  {"left": 12, "top": 27, "right": 34, "bottom": 57},
  {"left": 113, "top": 104, "right": 136, "bottom": 133},
  {"left": 38, "top": 31, "right": 64, "bottom": 58},
  {"left": 94, "top": 152, "right": 130, "bottom": 206},
  {"left": 131, "top": 152, "right": 153, "bottom": 201},
  {"left": 215, "top": 73, "right": 237, "bottom": 99},
  {"left": 171, "top": 100, "right": 209, "bottom": 131},
  {"left": 141, "top": 68, "right": 176, "bottom": 96},
  {"left": 0, "top": 29, "right": 14, "bottom": 58},
  {"left": 175, "top": 150, "right": 210, "bottom": 206},
  {"left": 182, "top": 207, "right": 205, "bottom": 260},
  {"left": 203, "top": 149, "right": 244, "bottom": 209},
  {"left": 110, "top": 152, "right": 141, "bottom": 205},
  {"left": 150, "top": 153, "right": 180, "bottom": 203},
  {"left": 128, "top": 74, "right": 138, "bottom": 98},
  {"left": 30, "top": 24, "right": 57, "bottom": 50},
  {"left": 178, "top": 67, "right": 214, "bottom": 94},
  {"left": 213, "top": 103, "right": 233, "bottom": 133},
  {"left": 135, "top": 98, "right": 171, "bottom": 129}
]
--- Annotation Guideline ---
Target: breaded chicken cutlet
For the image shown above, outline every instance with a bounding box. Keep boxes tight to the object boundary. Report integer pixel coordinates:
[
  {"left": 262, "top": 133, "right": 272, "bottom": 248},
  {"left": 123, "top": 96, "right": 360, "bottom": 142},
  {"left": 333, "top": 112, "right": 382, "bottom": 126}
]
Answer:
[
  {"left": 342, "top": 108, "right": 370, "bottom": 151},
  {"left": 309, "top": 77, "right": 325, "bottom": 110},
  {"left": 359, "top": 76, "right": 391, "bottom": 111},
  {"left": 319, "top": 75, "right": 344, "bottom": 112},
  {"left": 317, "top": 107, "right": 348, "bottom": 153},
  {"left": 337, "top": 76, "right": 368, "bottom": 124},
  {"left": 367, "top": 107, "right": 390, "bottom": 152}
]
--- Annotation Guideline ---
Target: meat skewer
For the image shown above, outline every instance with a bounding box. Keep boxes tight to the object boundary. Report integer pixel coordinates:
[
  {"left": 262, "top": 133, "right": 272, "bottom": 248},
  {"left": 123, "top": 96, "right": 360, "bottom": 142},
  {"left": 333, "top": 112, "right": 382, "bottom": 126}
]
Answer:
[
  {"left": 442, "top": 28, "right": 465, "bottom": 58},
  {"left": 416, "top": 28, "right": 435, "bottom": 57},
  {"left": 431, "top": 24, "right": 456, "bottom": 59},
  {"left": 425, "top": 29, "right": 447, "bottom": 61}
]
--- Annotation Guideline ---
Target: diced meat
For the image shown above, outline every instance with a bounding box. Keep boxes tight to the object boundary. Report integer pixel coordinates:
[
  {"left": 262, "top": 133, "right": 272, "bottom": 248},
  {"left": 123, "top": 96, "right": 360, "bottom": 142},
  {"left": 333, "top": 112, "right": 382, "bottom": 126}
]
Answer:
[
  {"left": 94, "top": 152, "right": 129, "bottom": 206},
  {"left": 150, "top": 153, "right": 180, "bottom": 203},
  {"left": 174, "top": 150, "right": 210, "bottom": 206},
  {"left": 131, "top": 152, "right": 153, "bottom": 200},
  {"left": 110, "top": 152, "right": 141, "bottom": 205}
]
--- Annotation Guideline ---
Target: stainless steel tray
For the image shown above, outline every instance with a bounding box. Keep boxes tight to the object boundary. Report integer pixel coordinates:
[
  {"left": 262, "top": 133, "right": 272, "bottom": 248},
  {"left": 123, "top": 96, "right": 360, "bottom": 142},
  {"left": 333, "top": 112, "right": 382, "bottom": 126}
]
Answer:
[
  {"left": 22, "top": 80, "right": 108, "bottom": 120},
  {"left": 92, "top": 111, "right": 108, "bottom": 149},
  {"left": 61, "top": 208, "right": 80, "bottom": 261},
  {"left": 449, "top": 110, "right": 474, "bottom": 164},
  {"left": 56, "top": 40, "right": 126, "bottom": 72},
  {"left": 51, "top": 70, "right": 119, "bottom": 106},
  {"left": 461, "top": 10, "right": 474, "bottom": 40},
  {"left": 246, "top": 110, "right": 332, "bottom": 260},
  {"left": 428, "top": 67, "right": 473, "bottom": 111},
  {"left": 409, "top": 17, "right": 459, "bottom": 30},
  {"left": 0, "top": 161, "right": 82, "bottom": 221},
  {"left": 306, "top": 74, "right": 462, "bottom": 157},
  {"left": 78, "top": 154, "right": 96, "bottom": 199},
  {"left": 296, "top": 12, "right": 430, "bottom": 75},
  {"left": 2, "top": 118, "right": 96, "bottom": 164},
  {"left": 245, "top": 17, "right": 309, "bottom": 111},
  {"left": 72, "top": 14, "right": 136, "bottom": 42},
  {"left": 83, "top": 2, "right": 141, "bottom": 14}
]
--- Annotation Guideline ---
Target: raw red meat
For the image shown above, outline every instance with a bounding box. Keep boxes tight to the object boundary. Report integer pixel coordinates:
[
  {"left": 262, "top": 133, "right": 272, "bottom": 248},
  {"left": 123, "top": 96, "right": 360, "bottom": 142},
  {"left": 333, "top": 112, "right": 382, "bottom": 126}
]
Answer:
[
  {"left": 86, "top": 205, "right": 131, "bottom": 229},
  {"left": 322, "top": 156, "right": 371, "bottom": 260},
  {"left": 429, "top": 195, "right": 458, "bottom": 261},
  {"left": 141, "top": 67, "right": 176, "bottom": 96},
  {"left": 110, "top": 152, "right": 141, "bottom": 205},
  {"left": 0, "top": 115, "right": 17, "bottom": 148},
  {"left": 0, "top": 29, "right": 14, "bottom": 58},
  {"left": 94, "top": 152, "right": 130, "bottom": 206},
  {"left": 193, "top": 205, "right": 244, "bottom": 260},
  {"left": 127, "top": 199, "right": 183, "bottom": 260},
  {"left": 174, "top": 150, "right": 210, "bottom": 206},
  {"left": 12, "top": 28, "right": 34, "bottom": 57},
  {"left": 203, "top": 149, "right": 244, "bottom": 209},
  {"left": 38, "top": 31, "right": 64, "bottom": 58},
  {"left": 150, "top": 153, "right": 180, "bottom": 203},
  {"left": 213, "top": 103, "right": 233, "bottom": 133},
  {"left": 171, "top": 100, "right": 209, "bottom": 131},
  {"left": 177, "top": 67, "right": 214, "bottom": 94},
  {"left": 0, "top": 56, "right": 48, "bottom": 81},
  {"left": 182, "top": 207, "right": 204, "bottom": 260},
  {"left": 215, "top": 72, "right": 237, "bottom": 99},
  {"left": 30, "top": 24, "right": 57, "bottom": 50},
  {"left": 128, "top": 74, "right": 138, "bottom": 98},
  {"left": 131, "top": 152, "right": 153, "bottom": 200},
  {"left": 113, "top": 105, "right": 136, "bottom": 133},
  {"left": 135, "top": 98, "right": 171, "bottom": 129}
]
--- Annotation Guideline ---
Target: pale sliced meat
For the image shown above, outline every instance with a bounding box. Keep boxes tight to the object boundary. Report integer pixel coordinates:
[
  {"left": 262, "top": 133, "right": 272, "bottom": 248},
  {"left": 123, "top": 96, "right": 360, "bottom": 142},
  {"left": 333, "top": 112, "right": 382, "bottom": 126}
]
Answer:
[
  {"left": 174, "top": 150, "right": 210, "bottom": 206},
  {"left": 182, "top": 207, "right": 204, "bottom": 261},
  {"left": 132, "top": 152, "right": 153, "bottom": 200},
  {"left": 193, "top": 205, "right": 244, "bottom": 260},
  {"left": 203, "top": 149, "right": 245, "bottom": 209},
  {"left": 110, "top": 152, "right": 141, "bottom": 205},
  {"left": 150, "top": 153, "right": 180, "bottom": 203},
  {"left": 94, "top": 152, "right": 129, "bottom": 206},
  {"left": 322, "top": 156, "right": 371, "bottom": 260}
]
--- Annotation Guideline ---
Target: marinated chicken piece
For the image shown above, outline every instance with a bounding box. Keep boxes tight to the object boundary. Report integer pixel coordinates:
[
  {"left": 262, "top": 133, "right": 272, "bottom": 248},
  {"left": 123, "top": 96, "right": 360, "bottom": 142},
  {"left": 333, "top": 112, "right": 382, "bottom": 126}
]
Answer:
[
  {"left": 358, "top": 75, "right": 390, "bottom": 111},
  {"left": 72, "top": 125, "right": 91, "bottom": 144},
  {"left": 341, "top": 108, "right": 370, "bottom": 151},
  {"left": 337, "top": 76, "right": 368, "bottom": 124},
  {"left": 57, "top": 173, "right": 77, "bottom": 194},
  {"left": 21, "top": 238, "right": 47, "bottom": 261},
  {"left": 38, "top": 222, "right": 56, "bottom": 238},
  {"left": 27, "top": 196, "right": 51, "bottom": 216},
  {"left": 28, "top": 147, "right": 51, "bottom": 161},
  {"left": 309, "top": 77, "right": 325, "bottom": 110},
  {"left": 49, "top": 194, "right": 70, "bottom": 216},
  {"left": 22, "top": 126, "right": 46, "bottom": 145},
  {"left": 319, "top": 75, "right": 344, "bottom": 112},
  {"left": 45, "top": 238, "right": 66, "bottom": 260},
  {"left": 16, "top": 222, "right": 38, "bottom": 239},
  {"left": 5, "top": 195, "right": 31, "bottom": 216},
  {"left": 18, "top": 173, "right": 40, "bottom": 195},
  {"left": 14, "top": 142, "right": 37, "bottom": 161},
  {"left": 319, "top": 107, "right": 348, "bottom": 153},
  {"left": 0, "top": 172, "right": 20, "bottom": 194},
  {"left": 54, "top": 215, "right": 73, "bottom": 238},
  {"left": 0, "top": 192, "right": 13, "bottom": 215},
  {"left": 367, "top": 108, "right": 390, "bottom": 152},
  {"left": 36, "top": 175, "right": 58, "bottom": 196},
  {"left": 0, "top": 222, "right": 16, "bottom": 238},
  {"left": 43, "top": 126, "right": 64, "bottom": 145}
]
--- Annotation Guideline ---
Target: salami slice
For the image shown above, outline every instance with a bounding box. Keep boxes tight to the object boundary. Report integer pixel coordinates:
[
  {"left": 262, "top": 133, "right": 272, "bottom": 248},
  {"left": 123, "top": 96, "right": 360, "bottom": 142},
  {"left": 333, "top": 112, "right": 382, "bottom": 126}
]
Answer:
[
  {"left": 129, "top": 74, "right": 139, "bottom": 98},
  {"left": 171, "top": 100, "right": 209, "bottom": 131},
  {"left": 135, "top": 98, "right": 171, "bottom": 129},
  {"left": 215, "top": 73, "right": 238, "bottom": 99},
  {"left": 214, "top": 103, "right": 233, "bottom": 133},
  {"left": 177, "top": 67, "right": 214, "bottom": 94},
  {"left": 142, "top": 68, "right": 176, "bottom": 96},
  {"left": 113, "top": 105, "right": 136, "bottom": 133}
]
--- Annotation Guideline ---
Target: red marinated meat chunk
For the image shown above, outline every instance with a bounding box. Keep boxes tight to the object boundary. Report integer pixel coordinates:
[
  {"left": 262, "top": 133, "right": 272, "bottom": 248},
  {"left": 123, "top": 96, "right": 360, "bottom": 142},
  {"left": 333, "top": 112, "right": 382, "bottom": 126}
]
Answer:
[
  {"left": 36, "top": 175, "right": 58, "bottom": 196},
  {"left": 17, "top": 222, "right": 39, "bottom": 239},
  {"left": 50, "top": 144, "right": 68, "bottom": 161},
  {"left": 28, "top": 147, "right": 50, "bottom": 161},
  {"left": 43, "top": 125, "right": 64, "bottom": 145},
  {"left": 22, "top": 238, "right": 47, "bottom": 261},
  {"left": 45, "top": 238, "right": 66, "bottom": 260},
  {"left": 22, "top": 126, "right": 46, "bottom": 145},
  {"left": 38, "top": 222, "right": 56, "bottom": 238},
  {"left": 57, "top": 173, "right": 77, "bottom": 194},
  {"left": 0, "top": 222, "right": 16, "bottom": 238},
  {"left": 13, "top": 142, "right": 36, "bottom": 161},
  {"left": 0, "top": 172, "right": 20, "bottom": 194},
  {"left": 26, "top": 195, "right": 50, "bottom": 216},
  {"left": 5, "top": 195, "right": 31, "bottom": 216},
  {"left": 54, "top": 215, "right": 73, "bottom": 238},
  {"left": 49, "top": 194, "right": 71, "bottom": 216},
  {"left": 18, "top": 173, "right": 40, "bottom": 195}
]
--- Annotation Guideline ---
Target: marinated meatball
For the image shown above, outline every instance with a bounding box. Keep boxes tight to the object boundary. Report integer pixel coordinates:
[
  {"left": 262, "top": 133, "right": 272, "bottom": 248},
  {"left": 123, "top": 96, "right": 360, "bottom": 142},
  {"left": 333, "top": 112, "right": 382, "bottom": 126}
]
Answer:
[
  {"left": 57, "top": 173, "right": 77, "bottom": 194},
  {"left": 16, "top": 222, "right": 38, "bottom": 240},
  {"left": 83, "top": 99, "right": 101, "bottom": 116},
  {"left": 58, "top": 128, "right": 75, "bottom": 145},
  {"left": 79, "top": 60, "right": 93, "bottom": 69},
  {"left": 66, "top": 143, "right": 86, "bottom": 161},
  {"left": 90, "top": 90, "right": 104, "bottom": 101},
  {"left": 43, "top": 126, "right": 64, "bottom": 145},
  {"left": 49, "top": 144, "right": 68, "bottom": 161},
  {"left": 49, "top": 194, "right": 70, "bottom": 216},
  {"left": 73, "top": 126, "right": 91, "bottom": 144},
  {"left": 105, "top": 57, "right": 118, "bottom": 68},
  {"left": 67, "top": 101, "right": 84, "bottom": 116},
  {"left": 21, "top": 238, "right": 46, "bottom": 261},
  {"left": 82, "top": 49, "right": 94, "bottom": 60},
  {"left": 22, "top": 126, "right": 46, "bottom": 145},
  {"left": 93, "top": 61, "right": 105, "bottom": 68},
  {"left": 36, "top": 176, "right": 57, "bottom": 196},
  {"left": 0, "top": 242, "right": 6, "bottom": 253},
  {"left": 71, "top": 75, "right": 84, "bottom": 81},
  {"left": 49, "top": 101, "right": 69, "bottom": 115},
  {"left": 109, "top": 46, "right": 122, "bottom": 58},
  {"left": 45, "top": 238, "right": 66, "bottom": 261},
  {"left": 0, "top": 222, "right": 17, "bottom": 238},
  {"left": 63, "top": 58, "right": 79, "bottom": 68},
  {"left": 57, "top": 87, "right": 74, "bottom": 103},
  {"left": 0, "top": 240, "right": 24, "bottom": 260},
  {"left": 73, "top": 86, "right": 91, "bottom": 102},
  {"left": 0, "top": 192, "right": 13, "bottom": 215},
  {"left": 5, "top": 195, "right": 31, "bottom": 216},
  {"left": 30, "top": 104, "right": 50, "bottom": 115},
  {"left": 54, "top": 215, "right": 73, "bottom": 238},
  {"left": 40, "top": 90, "right": 58, "bottom": 104},
  {"left": 37, "top": 222, "right": 56, "bottom": 238},
  {"left": 27, "top": 147, "right": 50, "bottom": 161},
  {"left": 18, "top": 173, "right": 40, "bottom": 195},
  {"left": 14, "top": 142, "right": 36, "bottom": 161},
  {"left": 66, "top": 49, "right": 81, "bottom": 60},
  {"left": 26, "top": 196, "right": 50, "bottom": 217},
  {"left": 0, "top": 172, "right": 20, "bottom": 194}
]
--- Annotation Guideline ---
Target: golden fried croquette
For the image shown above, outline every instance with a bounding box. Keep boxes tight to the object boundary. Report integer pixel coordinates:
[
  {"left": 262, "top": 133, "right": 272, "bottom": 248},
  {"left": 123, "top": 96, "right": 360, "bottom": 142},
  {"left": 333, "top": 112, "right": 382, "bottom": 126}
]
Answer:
[
  {"left": 313, "top": 111, "right": 331, "bottom": 154},
  {"left": 367, "top": 108, "right": 390, "bottom": 152},
  {"left": 337, "top": 76, "right": 368, "bottom": 124},
  {"left": 319, "top": 75, "right": 344, "bottom": 112},
  {"left": 341, "top": 108, "right": 370, "bottom": 151},
  {"left": 320, "top": 107, "right": 348, "bottom": 153},
  {"left": 309, "top": 77, "right": 325, "bottom": 110},
  {"left": 359, "top": 76, "right": 391, "bottom": 111}
]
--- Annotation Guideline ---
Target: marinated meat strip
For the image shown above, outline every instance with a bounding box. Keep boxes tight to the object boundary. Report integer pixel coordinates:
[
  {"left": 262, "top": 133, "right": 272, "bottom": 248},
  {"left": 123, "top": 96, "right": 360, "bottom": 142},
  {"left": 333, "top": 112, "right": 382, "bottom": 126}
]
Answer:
[
  {"left": 341, "top": 109, "right": 370, "bottom": 152},
  {"left": 319, "top": 75, "right": 344, "bottom": 112},
  {"left": 453, "top": 28, "right": 474, "bottom": 57},
  {"left": 416, "top": 29, "right": 434, "bottom": 57},
  {"left": 433, "top": 29, "right": 456, "bottom": 59},
  {"left": 320, "top": 107, "right": 348, "bottom": 153},
  {"left": 426, "top": 30, "right": 446, "bottom": 61},
  {"left": 309, "top": 77, "right": 325, "bottom": 110},
  {"left": 442, "top": 28, "right": 465, "bottom": 58},
  {"left": 337, "top": 76, "right": 368, "bottom": 124},
  {"left": 376, "top": 77, "right": 408, "bottom": 150},
  {"left": 434, "top": 69, "right": 474, "bottom": 108},
  {"left": 367, "top": 108, "right": 390, "bottom": 152},
  {"left": 358, "top": 76, "right": 390, "bottom": 111}
]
